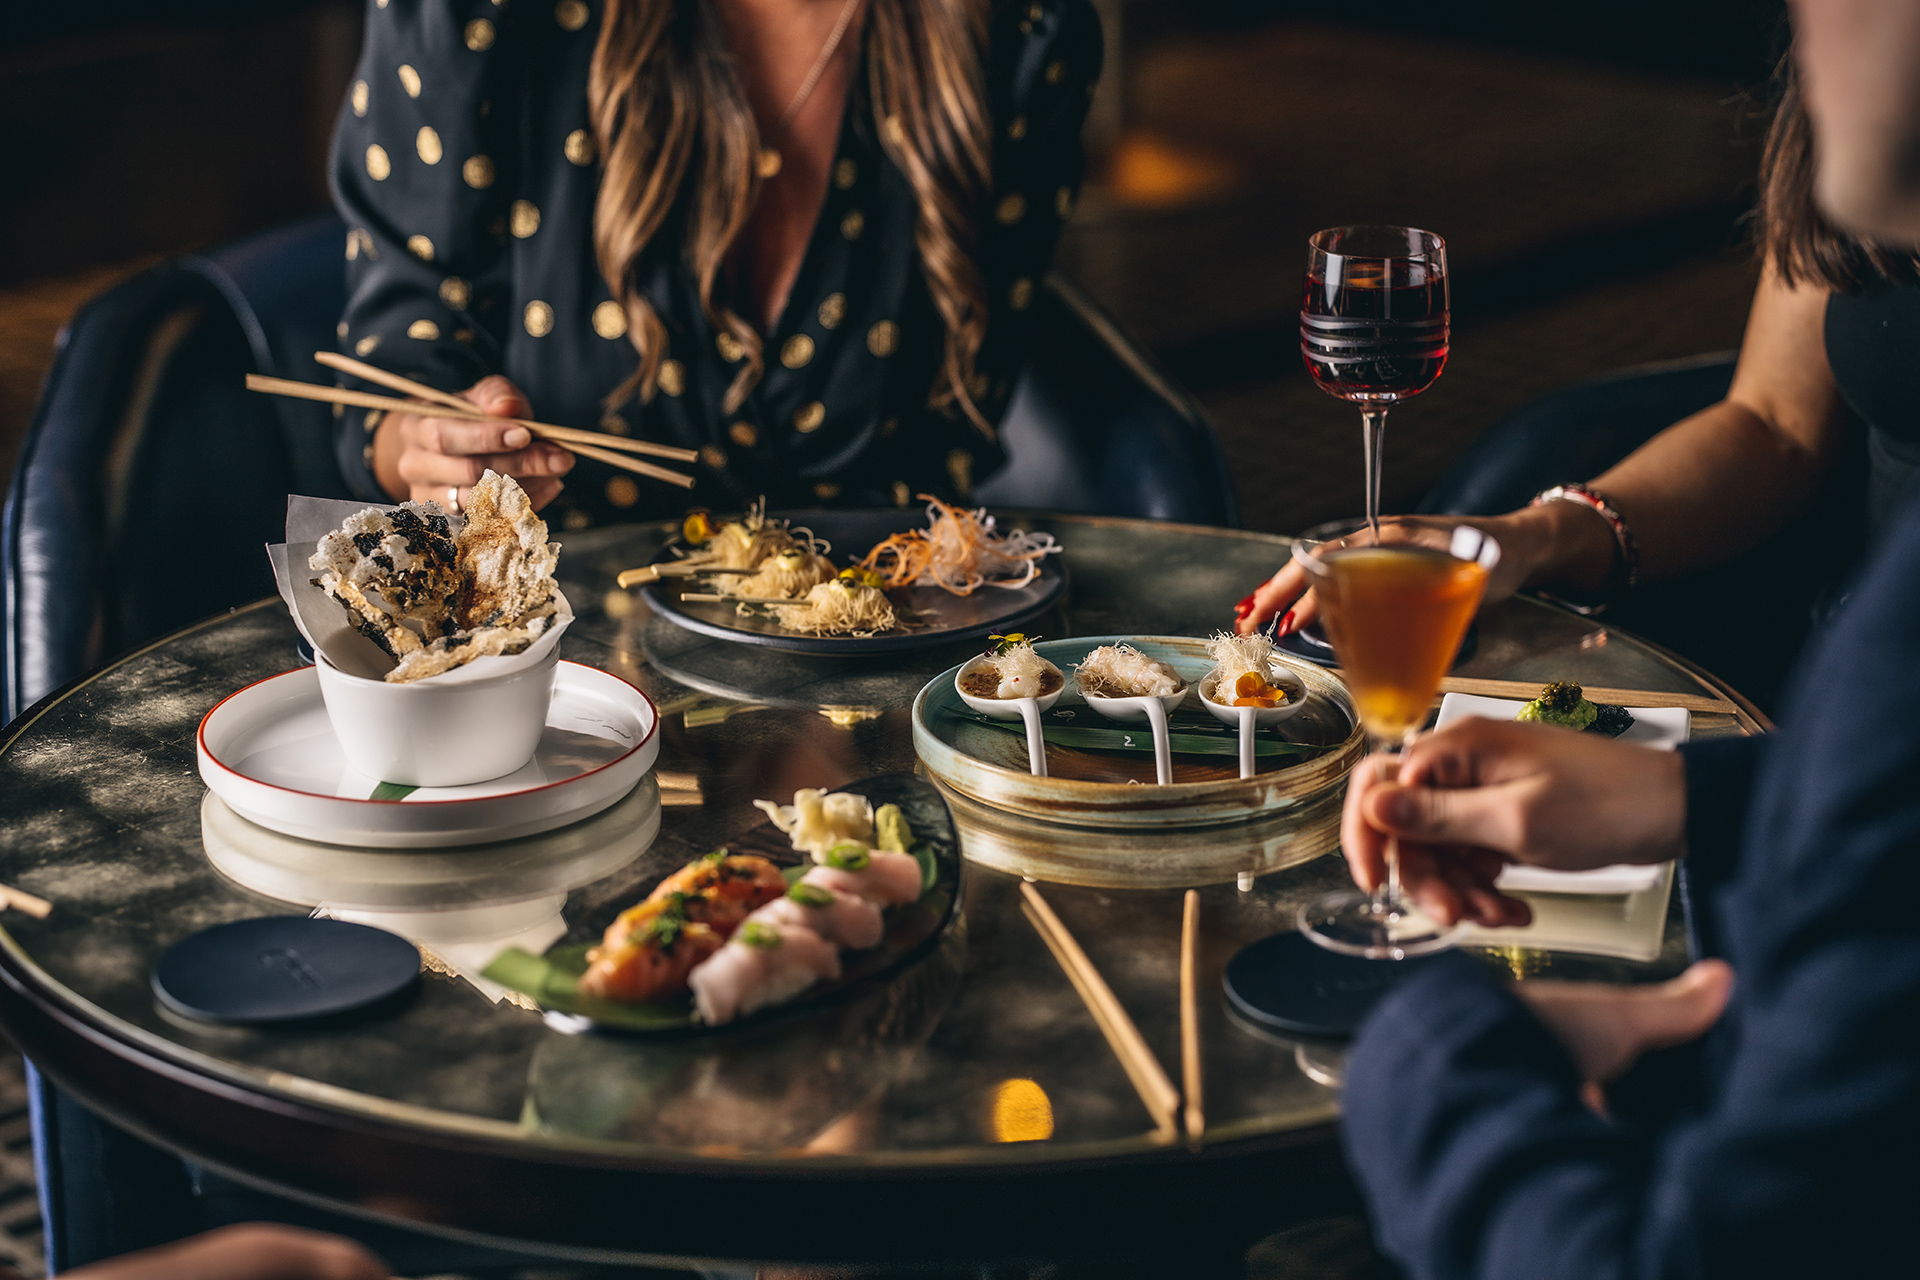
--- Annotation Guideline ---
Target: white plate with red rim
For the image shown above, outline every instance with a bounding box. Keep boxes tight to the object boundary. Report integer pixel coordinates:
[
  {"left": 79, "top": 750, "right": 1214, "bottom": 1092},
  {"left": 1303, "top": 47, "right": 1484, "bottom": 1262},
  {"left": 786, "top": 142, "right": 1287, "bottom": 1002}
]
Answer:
[{"left": 197, "top": 661, "right": 659, "bottom": 848}]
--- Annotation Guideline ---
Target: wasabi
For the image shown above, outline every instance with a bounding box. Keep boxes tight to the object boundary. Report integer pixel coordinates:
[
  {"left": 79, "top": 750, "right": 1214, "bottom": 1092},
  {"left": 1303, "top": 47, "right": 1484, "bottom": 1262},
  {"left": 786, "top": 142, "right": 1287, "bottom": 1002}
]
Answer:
[
  {"left": 1516, "top": 681, "right": 1598, "bottom": 731},
  {"left": 874, "top": 803, "right": 913, "bottom": 853}
]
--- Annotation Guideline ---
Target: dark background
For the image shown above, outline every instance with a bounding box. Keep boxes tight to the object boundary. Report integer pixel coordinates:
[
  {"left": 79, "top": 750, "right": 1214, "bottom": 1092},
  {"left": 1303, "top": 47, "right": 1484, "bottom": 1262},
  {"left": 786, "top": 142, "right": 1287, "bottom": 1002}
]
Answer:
[{"left": 1, "top": 0, "right": 1787, "bottom": 530}]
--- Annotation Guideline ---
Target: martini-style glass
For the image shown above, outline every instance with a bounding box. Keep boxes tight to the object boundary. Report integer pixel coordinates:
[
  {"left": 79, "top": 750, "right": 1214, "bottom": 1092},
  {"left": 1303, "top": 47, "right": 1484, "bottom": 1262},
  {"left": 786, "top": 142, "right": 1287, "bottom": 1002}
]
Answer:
[{"left": 1292, "top": 517, "right": 1499, "bottom": 958}]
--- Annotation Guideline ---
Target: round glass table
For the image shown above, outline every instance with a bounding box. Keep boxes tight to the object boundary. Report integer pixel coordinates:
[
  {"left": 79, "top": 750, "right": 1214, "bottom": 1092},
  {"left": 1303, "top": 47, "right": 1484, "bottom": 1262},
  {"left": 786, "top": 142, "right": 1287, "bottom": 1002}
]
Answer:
[{"left": 0, "top": 513, "right": 1764, "bottom": 1270}]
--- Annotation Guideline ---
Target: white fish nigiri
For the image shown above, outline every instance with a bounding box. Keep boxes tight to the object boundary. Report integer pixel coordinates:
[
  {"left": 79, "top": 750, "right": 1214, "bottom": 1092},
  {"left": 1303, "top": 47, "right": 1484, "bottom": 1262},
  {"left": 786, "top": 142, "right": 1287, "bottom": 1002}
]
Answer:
[
  {"left": 688, "top": 920, "right": 842, "bottom": 1026},
  {"left": 801, "top": 849, "right": 923, "bottom": 907},
  {"left": 754, "top": 884, "right": 885, "bottom": 950}
]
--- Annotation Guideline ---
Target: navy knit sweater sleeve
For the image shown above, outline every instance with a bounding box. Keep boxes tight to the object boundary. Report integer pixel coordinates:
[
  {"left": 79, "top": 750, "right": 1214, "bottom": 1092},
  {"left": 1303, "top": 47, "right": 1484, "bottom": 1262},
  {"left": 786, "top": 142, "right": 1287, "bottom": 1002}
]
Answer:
[{"left": 1342, "top": 491, "right": 1920, "bottom": 1278}]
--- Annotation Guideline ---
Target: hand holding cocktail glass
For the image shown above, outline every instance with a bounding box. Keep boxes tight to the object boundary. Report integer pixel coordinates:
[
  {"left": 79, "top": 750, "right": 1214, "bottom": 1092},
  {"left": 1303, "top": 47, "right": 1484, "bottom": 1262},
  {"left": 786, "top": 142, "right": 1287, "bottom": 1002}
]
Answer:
[{"left": 1291, "top": 517, "right": 1501, "bottom": 958}]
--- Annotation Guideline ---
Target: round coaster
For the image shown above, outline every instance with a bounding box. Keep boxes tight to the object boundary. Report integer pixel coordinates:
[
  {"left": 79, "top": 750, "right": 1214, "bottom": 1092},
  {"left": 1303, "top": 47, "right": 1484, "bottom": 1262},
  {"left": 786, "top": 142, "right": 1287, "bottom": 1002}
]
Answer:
[
  {"left": 153, "top": 917, "right": 419, "bottom": 1024},
  {"left": 1277, "top": 620, "right": 1478, "bottom": 671},
  {"left": 1223, "top": 930, "right": 1445, "bottom": 1040}
]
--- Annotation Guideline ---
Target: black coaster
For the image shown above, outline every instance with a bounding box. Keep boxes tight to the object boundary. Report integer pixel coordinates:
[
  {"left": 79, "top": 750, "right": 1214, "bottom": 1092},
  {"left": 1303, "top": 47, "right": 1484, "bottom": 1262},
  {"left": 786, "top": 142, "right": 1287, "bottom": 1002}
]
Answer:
[
  {"left": 1277, "top": 620, "right": 1478, "bottom": 671},
  {"left": 153, "top": 917, "right": 419, "bottom": 1024},
  {"left": 1223, "top": 931, "right": 1445, "bottom": 1040}
]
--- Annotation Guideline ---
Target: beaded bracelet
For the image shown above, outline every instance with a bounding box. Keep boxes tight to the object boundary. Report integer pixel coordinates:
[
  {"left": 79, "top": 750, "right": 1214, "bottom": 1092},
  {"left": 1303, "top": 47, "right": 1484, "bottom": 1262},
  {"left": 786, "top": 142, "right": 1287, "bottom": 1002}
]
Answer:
[{"left": 1529, "top": 482, "right": 1640, "bottom": 615}]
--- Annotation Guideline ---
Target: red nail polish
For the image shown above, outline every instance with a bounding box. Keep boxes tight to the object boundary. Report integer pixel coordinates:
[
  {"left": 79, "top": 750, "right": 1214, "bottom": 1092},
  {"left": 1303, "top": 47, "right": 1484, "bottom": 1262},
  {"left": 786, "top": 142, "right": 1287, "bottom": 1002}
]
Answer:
[
  {"left": 1277, "top": 610, "right": 1295, "bottom": 636},
  {"left": 1233, "top": 592, "right": 1257, "bottom": 618}
]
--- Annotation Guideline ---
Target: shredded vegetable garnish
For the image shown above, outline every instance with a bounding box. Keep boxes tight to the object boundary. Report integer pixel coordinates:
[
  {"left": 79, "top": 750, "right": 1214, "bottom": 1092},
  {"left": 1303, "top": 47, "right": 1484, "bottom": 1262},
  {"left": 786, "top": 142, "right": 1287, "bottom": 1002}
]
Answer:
[
  {"left": 720, "top": 549, "right": 836, "bottom": 601},
  {"left": 857, "top": 496, "right": 1060, "bottom": 596},
  {"left": 771, "top": 578, "right": 899, "bottom": 636},
  {"left": 1075, "top": 644, "right": 1184, "bottom": 698},
  {"left": 678, "top": 498, "right": 830, "bottom": 571}
]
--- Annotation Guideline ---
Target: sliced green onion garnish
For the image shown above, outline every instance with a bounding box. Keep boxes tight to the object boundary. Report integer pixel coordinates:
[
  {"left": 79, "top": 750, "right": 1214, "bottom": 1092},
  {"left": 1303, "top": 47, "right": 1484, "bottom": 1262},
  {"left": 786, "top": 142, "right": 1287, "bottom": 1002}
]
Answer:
[
  {"left": 787, "top": 882, "right": 835, "bottom": 908},
  {"left": 738, "top": 921, "right": 782, "bottom": 949},
  {"left": 824, "top": 842, "right": 872, "bottom": 871}
]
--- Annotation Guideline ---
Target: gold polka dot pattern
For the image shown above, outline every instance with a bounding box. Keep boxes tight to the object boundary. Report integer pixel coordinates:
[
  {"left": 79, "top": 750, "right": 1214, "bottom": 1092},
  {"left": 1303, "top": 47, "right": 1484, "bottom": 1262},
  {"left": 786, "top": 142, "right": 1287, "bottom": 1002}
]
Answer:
[
  {"left": 881, "top": 417, "right": 899, "bottom": 437},
  {"left": 996, "top": 193, "right": 1026, "bottom": 224},
  {"left": 883, "top": 115, "right": 905, "bottom": 146},
  {"left": 336, "top": 320, "right": 349, "bottom": 340},
  {"left": 564, "top": 129, "right": 595, "bottom": 165},
  {"left": 892, "top": 480, "right": 911, "bottom": 507},
  {"left": 1044, "top": 60, "right": 1065, "bottom": 84},
  {"left": 563, "top": 508, "right": 594, "bottom": 531},
  {"left": 1008, "top": 116, "right": 1028, "bottom": 140},
  {"left": 454, "top": 328, "right": 475, "bottom": 343},
  {"left": 465, "top": 18, "right": 495, "bottom": 50},
  {"left": 524, "top": 300, "right": 554, "bottom": 336},
  {"left": 351, "top": 80, "right": 369, "bottom": 117},
  {"left": 416, "top": 126, "right": 443, "bottom": 165},
  {"left": 592, "top": 300, "right": 627, "bottom": 339},
  {"left": 840, "top": 209, "right": 865, "bottom": 240},
  {"left": 715, "top": 332, "right": 745, "bottom": 363},
  {"left": 407, "top": 234, "right": 435, "bottom": 260},
  {"left": 780, "top": 334, "right": 814, "bottom": 368},
  {"left": 366, "top": 144, "right": 391, "bottom": 180},
  {"left": 355, "top": 334, "right": 383, "bottom": 356},
  {"left": 398, "top": 64, "right": 421, "bottom": 98},
  {"left": 794, "top": 401, "right": 826, "bottom": 433},
  {"left": 440, "top": 277, "right": 471, "bottom": 309},
  {"left": 1056, "top": 185, "right": 1073, "bottom": 219},
  {"left": 729, "top": 421, "right": 758, "bottom": 447},
  {"left": 510, "top": 200, "right": 540, "bottom": 237},
  {"left": 556, "top": 0, "right": 588, "bottom": 31},
  {"left": 408, "top": 319, "right": 441, "bottom": 340},
  {"left": 947, "top": 448, "right": 975, "bottom": 494},
  {"left": 818, "top": 293, "right": 846, "bottom": 328},
  {"left": 867, "top": 320, "right": 899, "bottom": 357},
  {"left": 658, "top": 359, "right": 687, "bottom": 395},
  {"left": 462, "top": 155, "right": 495, "bottom": 188},
  {"left": 605, "top": 476, "right": 640, "bottom": 508},
  {"left": 1009, "top": 277, "right": 1033, "bottom": 310},
  {"left": 599, "top": 411, "right": 630, "bottom": 436},
  {"left": 813, "top": 482, "right": 841, "bottom": 500},
  {"left": 700, "top": 445, "right": 728, "bottom": 469},
  {"left": 834, "top": 158, "right": 857, "bottom": 189},
  {"left": 365, "top": 409, "right": 384, "bottom": 431}
]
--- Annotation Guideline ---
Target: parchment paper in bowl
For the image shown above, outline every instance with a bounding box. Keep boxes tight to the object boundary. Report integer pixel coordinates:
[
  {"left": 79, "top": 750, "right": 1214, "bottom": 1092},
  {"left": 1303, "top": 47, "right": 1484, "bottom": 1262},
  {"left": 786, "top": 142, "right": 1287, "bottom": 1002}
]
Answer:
[{"left": 266, "top": 494, "right": 573, "bottom": 684}]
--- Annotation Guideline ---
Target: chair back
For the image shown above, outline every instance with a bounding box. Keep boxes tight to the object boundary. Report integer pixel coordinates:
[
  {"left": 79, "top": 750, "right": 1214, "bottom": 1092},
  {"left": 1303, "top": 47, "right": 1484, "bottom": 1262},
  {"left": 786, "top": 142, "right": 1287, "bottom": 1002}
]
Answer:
[
  {"left": 2, "top": 214, "right": 350, "bottom": 722},
  {"left": 979, "top": 274, "right": 1242, "bottom": 528}
]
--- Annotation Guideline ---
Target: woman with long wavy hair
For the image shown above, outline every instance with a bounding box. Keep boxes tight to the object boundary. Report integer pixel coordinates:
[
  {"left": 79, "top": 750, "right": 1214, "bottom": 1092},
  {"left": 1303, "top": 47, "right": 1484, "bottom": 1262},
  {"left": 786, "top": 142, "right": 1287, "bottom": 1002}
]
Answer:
[{"left": 330, "top": 0, "right": 1099, "bottom": 529}]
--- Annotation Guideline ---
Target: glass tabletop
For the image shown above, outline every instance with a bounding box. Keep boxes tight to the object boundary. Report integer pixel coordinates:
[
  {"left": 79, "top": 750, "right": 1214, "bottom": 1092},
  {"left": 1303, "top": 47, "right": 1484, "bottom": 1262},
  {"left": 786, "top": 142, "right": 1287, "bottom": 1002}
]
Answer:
[{"left": 0, "top": 513, "right": 1760, "bottom": 1173}]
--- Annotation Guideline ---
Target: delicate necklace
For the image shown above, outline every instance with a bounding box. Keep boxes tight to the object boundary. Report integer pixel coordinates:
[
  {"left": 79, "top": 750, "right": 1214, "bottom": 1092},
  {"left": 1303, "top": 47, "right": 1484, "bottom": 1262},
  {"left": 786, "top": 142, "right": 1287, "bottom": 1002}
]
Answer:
[{"left": 755, "top": 0, "right": 861, "bottom": 180}]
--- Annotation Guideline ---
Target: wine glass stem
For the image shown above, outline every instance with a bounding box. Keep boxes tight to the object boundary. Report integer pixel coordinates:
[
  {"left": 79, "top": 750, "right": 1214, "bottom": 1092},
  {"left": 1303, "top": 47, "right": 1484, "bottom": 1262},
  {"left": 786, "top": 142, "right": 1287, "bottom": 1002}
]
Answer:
[
  {"left": 1361, "top": 408, "right": 1388, "bottom": 541},
  {"left": 1370, "top": 736, "right": 1404, "bottom": 916}
]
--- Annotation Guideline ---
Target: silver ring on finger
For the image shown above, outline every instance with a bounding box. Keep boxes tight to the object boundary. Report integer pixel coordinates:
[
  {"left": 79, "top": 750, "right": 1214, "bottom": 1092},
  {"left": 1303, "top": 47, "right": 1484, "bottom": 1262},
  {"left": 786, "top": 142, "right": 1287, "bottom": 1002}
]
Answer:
[{"left": 447, "top": 485, "right": 461, "bottom": 514}]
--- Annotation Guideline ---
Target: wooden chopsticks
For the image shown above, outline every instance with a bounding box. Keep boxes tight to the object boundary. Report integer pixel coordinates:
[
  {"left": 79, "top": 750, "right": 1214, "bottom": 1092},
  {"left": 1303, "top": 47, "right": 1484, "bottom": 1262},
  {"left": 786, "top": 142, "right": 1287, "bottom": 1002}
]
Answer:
[
  {"left": 1020, "top": 881, "right": 1181, "bottom": 1140},
  {"left": 245, "top": 355, "right": 697, "bottom": 490},
  {"left": 1180, "top": 888, "right": 1204, "bottom": 1143},
  {"left": 1434, "top": 676, "right": 1734, "bottom": 714},
  {"left": 0, "top": 883, "right": 51, "bottom": 919}
]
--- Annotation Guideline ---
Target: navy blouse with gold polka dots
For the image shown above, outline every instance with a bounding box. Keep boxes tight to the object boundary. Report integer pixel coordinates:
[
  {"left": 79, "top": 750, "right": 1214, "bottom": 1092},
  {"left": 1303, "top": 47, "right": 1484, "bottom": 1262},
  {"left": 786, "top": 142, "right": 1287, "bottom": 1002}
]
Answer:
[{"left": 331, "top": 0, "right": 1101, "bottom": 531}]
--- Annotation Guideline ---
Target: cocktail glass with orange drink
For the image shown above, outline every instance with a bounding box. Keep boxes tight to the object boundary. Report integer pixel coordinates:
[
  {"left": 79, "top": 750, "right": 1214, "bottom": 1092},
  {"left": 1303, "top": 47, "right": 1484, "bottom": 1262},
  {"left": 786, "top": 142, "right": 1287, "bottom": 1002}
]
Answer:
[{"left": 1291, "top": 517, "right": 1500, "bottom": 958}]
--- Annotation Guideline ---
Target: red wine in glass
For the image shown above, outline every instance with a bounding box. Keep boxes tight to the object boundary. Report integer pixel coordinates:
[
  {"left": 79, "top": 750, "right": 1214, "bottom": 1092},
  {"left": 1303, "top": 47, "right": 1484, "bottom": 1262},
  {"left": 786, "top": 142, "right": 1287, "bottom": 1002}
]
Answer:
[{"left": 1299, "top": 226, "right": 1449, "bottom": 537}]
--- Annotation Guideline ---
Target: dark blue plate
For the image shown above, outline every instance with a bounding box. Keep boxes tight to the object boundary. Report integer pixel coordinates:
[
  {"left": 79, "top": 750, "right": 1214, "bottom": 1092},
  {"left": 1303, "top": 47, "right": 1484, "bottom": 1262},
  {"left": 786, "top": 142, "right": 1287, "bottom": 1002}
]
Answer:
[
  {"left": 1223, "top": 930, "right": 1445, "bottom": 1041},
  {"left": 1277, "top": 619, "right": 1478, "bottom": 671},
  {"left": 152, "top": 917, "right": 419, "bottom": 1024}
]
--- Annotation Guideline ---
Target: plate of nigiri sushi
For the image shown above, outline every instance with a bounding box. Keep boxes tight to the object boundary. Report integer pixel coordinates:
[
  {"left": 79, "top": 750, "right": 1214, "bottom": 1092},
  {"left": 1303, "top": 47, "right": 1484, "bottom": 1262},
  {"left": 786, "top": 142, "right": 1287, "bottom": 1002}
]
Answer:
[{"left": 482, "top": 775, "right": 960, "bottom": 1033}]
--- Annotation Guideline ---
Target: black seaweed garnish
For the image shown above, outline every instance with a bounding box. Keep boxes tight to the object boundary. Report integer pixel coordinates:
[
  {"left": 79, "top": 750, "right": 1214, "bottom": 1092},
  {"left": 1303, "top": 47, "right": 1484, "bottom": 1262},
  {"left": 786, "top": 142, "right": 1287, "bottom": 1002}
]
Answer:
[
  {"left": 353, "top": 529, "right": 383, "bottom": 556},
  {"left": 1587, "top": 704, "right": 1635, "bottom": 738},
  {"left": 355, "top": 617, "right": 399, "bottom": 658}
]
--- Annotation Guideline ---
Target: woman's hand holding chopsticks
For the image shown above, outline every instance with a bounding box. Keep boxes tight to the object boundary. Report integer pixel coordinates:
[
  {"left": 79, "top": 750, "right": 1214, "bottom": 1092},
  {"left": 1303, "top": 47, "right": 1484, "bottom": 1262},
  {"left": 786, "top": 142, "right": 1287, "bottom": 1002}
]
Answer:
[{"left": 371, "top": 374, "right": 574, "bottom": 511}]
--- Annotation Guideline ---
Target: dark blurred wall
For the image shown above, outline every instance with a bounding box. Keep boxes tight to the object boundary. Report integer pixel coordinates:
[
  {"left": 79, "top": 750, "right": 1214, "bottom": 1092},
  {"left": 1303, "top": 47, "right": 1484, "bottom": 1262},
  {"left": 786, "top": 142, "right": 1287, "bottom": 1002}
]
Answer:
[{"left": 0, "top": 0, "right": 362, "bottom": 285}]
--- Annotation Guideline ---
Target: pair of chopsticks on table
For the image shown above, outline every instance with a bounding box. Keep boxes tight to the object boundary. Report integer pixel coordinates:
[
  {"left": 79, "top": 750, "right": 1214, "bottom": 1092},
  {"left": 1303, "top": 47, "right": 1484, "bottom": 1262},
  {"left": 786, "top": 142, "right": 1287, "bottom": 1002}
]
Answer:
[
  {"left": 1021, "top": 881, "right": 1205, "bottom": 1144},
  {"left": 245, "top": 352, "right": 698, "bottom": 489}
]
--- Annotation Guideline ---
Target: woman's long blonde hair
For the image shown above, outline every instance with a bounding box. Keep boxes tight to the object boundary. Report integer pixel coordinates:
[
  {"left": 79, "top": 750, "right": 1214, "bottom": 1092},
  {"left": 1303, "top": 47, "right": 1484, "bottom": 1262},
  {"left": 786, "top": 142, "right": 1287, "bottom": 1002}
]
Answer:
[{"left": 588, "top": 0, "right": 993, "bottom": 429}]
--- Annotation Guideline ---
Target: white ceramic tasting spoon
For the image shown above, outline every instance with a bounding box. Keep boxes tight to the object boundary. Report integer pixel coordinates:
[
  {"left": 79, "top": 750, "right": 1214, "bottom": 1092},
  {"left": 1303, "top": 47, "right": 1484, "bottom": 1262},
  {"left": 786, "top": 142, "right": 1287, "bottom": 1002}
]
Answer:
[
  {"left": 1199, "top": 663, "right": 1307, "bottom": 780},
  {"left": 1078, "top": 678, "right": 1189, "bottom": 786},
  {"left": 955, "top": 655, "right": 1065, "bottom": 777}
]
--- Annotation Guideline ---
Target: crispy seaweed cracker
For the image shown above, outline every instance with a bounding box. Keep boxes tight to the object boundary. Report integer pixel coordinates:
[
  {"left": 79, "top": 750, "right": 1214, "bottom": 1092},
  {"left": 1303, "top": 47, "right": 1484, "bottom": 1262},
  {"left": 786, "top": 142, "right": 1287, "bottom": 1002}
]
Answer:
[
  {"left": 308, "top": 472, "right": 561, "bottom": 683},
  {"left": 454, "top": 470, "right": 559, "bottom": 630}
]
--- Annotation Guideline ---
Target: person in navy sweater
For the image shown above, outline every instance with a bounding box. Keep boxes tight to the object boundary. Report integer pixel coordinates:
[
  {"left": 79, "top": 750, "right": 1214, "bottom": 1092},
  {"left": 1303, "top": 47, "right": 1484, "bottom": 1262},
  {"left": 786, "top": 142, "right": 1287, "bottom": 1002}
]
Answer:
[{"left": 1334, "top": 4, "right": 1920, "bottom": 1273}]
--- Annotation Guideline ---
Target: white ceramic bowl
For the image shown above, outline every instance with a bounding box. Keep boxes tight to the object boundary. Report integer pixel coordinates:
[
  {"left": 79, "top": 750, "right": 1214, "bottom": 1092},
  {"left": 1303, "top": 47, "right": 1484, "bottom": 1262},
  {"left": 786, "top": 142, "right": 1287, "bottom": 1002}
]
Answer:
[
  {"left": 955, "top": 655, "right": 1065, "bottom": 776},
  {"left": 315, "top": 644, "right": 560, "bottom": 787}
]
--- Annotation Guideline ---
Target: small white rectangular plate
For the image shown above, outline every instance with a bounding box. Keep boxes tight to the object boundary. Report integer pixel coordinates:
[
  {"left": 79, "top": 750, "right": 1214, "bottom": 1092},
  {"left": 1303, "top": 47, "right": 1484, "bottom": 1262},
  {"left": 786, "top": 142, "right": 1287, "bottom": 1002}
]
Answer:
[{"left": 1434, "top": 693, "right": 1690, "bottom": 897}]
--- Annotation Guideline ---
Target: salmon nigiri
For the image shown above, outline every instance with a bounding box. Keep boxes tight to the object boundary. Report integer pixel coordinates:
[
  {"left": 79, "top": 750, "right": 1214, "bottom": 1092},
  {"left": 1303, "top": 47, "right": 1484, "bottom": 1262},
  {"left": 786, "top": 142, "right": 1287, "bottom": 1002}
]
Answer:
[{"left": 578, "top": 915, "right": 723, "bottom": 1003}]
